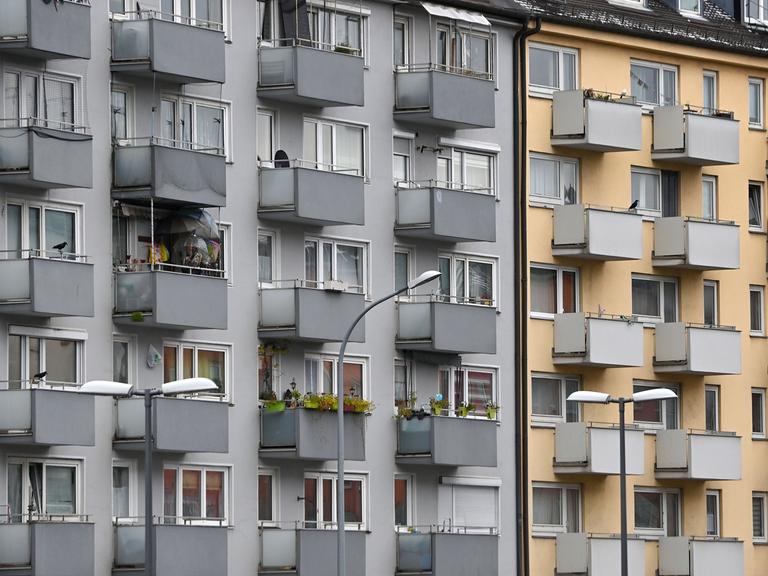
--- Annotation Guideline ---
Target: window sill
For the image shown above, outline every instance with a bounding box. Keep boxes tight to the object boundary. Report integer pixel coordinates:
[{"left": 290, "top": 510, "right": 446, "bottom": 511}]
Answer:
[
  {"left": 754, "top": 540, "right": 768, "bottom": 545},
  {"left": 752, "top": 435, "right": 768, "bottom": 441},
  {"left": 532, "top": 530, "right": 563, "bottom": 539},
  {"left": 528, "top": 88, "right": 556, "bottom": 100},
  {"left": 748, "top": 228, "right": 767, "bottom": 235},
  {"left": 529, "top": 200, "right": 560, "bottom": 209},
  {"left": 750, "top": 333, "right": 767, "bottom": 338},
  {"left": 530, "top": 313, "right": 555, "bottom": 321},
  {"left": 748, "top": 125, "right": 766, "bottom": 132}
]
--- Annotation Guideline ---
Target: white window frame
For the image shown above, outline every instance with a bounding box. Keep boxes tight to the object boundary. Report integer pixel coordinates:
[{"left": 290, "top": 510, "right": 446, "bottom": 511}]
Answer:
[
  {"left": 528, "top": 42, "right": 578, "bottom": 96},
  {"left": 257, "top": 109, "right": 276, "bottom": 166},
  {"left": 392, "top": 136, "right": 413, "bottom": 185},
  {"left": 2, "top": 67, "right": 82, "bottom": 127},
  {"left": 162, "top": 340, "right": 232, "bottom": 401},
  {"left": 702, "top": 71, "right": 717, "bottom": 114},
  {"left": 632, "top": 381, "right": 680, "bottom": 431},
  {"left": 5, "top": 198, "right": 83, "bottom": 258},
  {"left": 701, "top": 175, "right": 717, "bottom": 220},
  {"left": 529, "top": 153, "right": 579, "bottom": 206},
  {"left": 678, "top": 0, "right": 701, "bottom": 16},
  {"left": 110, "top": 83, "right": 134, "bottom": 142},
  {"left": 749, "top": 182, "right": 764, "bottom": 232},
  {"left": 438, "top": 364, "right": 498, "bottom": 418},
  {"left": 308, "top": 1, "right": 369, "bottom": 60},
  {"left": 257, "top": 229, "right": 279, "bottom": 288},
  {"left": 529, "top": 263, "right": 580, "bottom": 319},
  {"left": 162, "top": 464, "right": 230, "bottom": 525},
  {"left": 7, "top": 457, "right": 83, "bottom": 520},
  {"left": 304, "top": 235, "right": 369, "bottom": 295},
  {"left": 750, "top": 285, "right": 765, "bottom": 336},
  {"left": 7, "top": 326, "right": 86, "bottom": 389},
  {"left": 303, "top": 117, "right": 368, "bottom": 177},
  {"left": 436, "top": 145, "right": 497, "bottom": 196},
  {"left": 160, "top": 93, "right": 232, "bottom": 161},
  {"left": 217, "top": 221, "right": 233, "bottom": 286},
  {"left": 532, "top": 483, "right": 581, "bottom": 536},
  {"left": 631, "top": 274, "right": 678, "bottom": 324},
  {"left": 706, "top": 490, "right": 720, "bottom": 537},
  {"left": 630, "top": 60, "right": 678, "bottom": 107},
  {"left": 394, "top": 246, "right": 413, "bottom": 294},
  {"left": 434, "top": 22, "right": 494, "bottom": 77},
  {"left": 531, "top": 373, "right": 581, "bottom": 425},
  {"left": 749, "top": 77, "right": 765, "bottom": 128},
  {"left": 112, "top": 333, "right": 136, "bottom": 385},
  {"left": 438, "top": 252, "right": 498, "bottom": 307},
  {"left": 394, "top": 357, "right": 412, "bottom": 413},
  {"left": 112, "top": 459, "right": 138, "bottom": 522},
  {"left": 394, "top": 473, "right": 414, "bottom": 530},
  {"left": 303, "top": 353, "right": 369, "bottom": 399},
  {"left": 634, "top": 487, "right": 681, "bottom": 537},
  {"left": 630, "top": 166, "right": 662, "bottom": 218},
  {"left": 754, "top": 492, "right": 768, "bottom": 543},
  {"left": 753, "top": 388, "right": 766, "bottom": 439},
  {"left": 303, "top": 472, "right": 368, "bottom": 530},
  {"left": 392, "top": 15, "right": 411, "bottom": 69},
  {"left": 703, "top": 279, "right": 718, "bottom": 326},
  {"left": 257, "top": 468, "right": 279, "bottom": 526},
  {"left": 705, "top": 384, "right": 720, "bottom": 432}
]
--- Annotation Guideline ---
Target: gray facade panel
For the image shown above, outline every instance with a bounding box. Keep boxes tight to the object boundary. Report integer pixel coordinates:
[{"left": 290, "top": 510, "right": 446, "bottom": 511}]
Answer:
[
  {"left": 154, "top": 398, "right": 229, "bottom": 453},
  {"left": 154, "top": 525, "right": 228, "bottom": 576},
  {"left": 0, "top": 390, "right": 94, "bottom": 447},
  {"left": 0, "top": 0, "right": 91, "bottom": 59},
  {"left": 32, "top": 522, "right": 94, "bottom": 576},
  {"left": 432, "top": 533, "right": 498, "bottom": 576},
  {"left": 297, "top": 530, "right": 366, "bottom": 576},
  {"left": 396, "top": 416, "right": 498, "bottom": 467},
  {"left": 396, "top": 302, "right": 497, "bottom": 354}
]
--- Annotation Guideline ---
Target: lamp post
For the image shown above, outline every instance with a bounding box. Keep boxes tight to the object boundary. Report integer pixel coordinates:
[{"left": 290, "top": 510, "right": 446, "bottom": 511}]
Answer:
[
  {"left": 567, "top": 388, "right": 677, "bottom": 576},
  {"left": 336, "top": 269, "right": 441, "bottom": 576},
  {"left": 79, "top": 377, "right": 218, "bottom": 576}
]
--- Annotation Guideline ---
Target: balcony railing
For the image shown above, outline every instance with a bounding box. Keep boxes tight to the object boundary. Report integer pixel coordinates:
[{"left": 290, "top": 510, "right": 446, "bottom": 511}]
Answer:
[
  {"left": 658, "top": 536, "right": 743, "bottom": 576},
  {"left": 554, "top": 422, "right": 645, "bottom": 475},
  {"left": 396, "top": 528, "right": 499, "bottom": 576},
  {"left": 552, "top": 204, "right": 643, "bottom": 260},
  {"left": 396, "top": 414, "right": 498, "bottom": 467},
  {"left": 111, "top": 11, "right": 225, "bottom": 84},
  {"left": 652, "top": 105, "right": 739, "bottom": 165},
  {"left": 258, "top": 38, "right": 364, "bottom": 107},
  {"left": 653, "top": 322, "right": 741, "bottom": 375},
  {"left": 655, "top": 429, "right": 741, "bottom": 480},
  {"left": 556, "top": 533, "right": 645, "bottom": 576},
  {"left": 395, "top": 181, "right": 496, "bottom": 243},
  {"left": 653, "top": 217, "right": 740, "bottom": 270},
  {"left": 553, "top": 312, "right": 644, "bottom": 367}
]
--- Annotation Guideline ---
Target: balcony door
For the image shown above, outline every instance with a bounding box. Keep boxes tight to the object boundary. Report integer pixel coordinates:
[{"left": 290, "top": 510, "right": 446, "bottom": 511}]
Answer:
[{"left": 7, "top": 459, "right": 79, "bottom": 522}]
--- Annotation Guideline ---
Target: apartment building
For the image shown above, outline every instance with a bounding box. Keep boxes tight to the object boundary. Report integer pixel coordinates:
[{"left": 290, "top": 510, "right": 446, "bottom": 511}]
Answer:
[
  {"left": 0, "top": 0, "right": 518, "bottom": 575},
  {"left": 515, "top": 0, "right": 768, "bottom": 575}
]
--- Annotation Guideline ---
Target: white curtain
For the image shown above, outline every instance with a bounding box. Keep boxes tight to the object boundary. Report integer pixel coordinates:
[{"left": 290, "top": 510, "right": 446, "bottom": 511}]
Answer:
[
  {"left": 530, "top": 157, "right": 558, "bottom": 199},
  {"left": 632, "top": 278, "right": 660, "bottom": 318},
  {"left": 533, "top": 487, "right": 561, "bottom": 526},
  {"left": 336, "top": 244, "right": 362, "bottom": 288},
  {"left": 530, "top": 268, "right": 556, "bottom": 314},
  {"left": 532, "top": 377, "right": 561, "bottom": 417},
  {"left": 335, "top": 125, "right": 363, "bottom": 174},
  {"left": 196, "top": 105, "right": 224, "bottom": 152},
  {"left": 631, "top": 64, "right": 659, "bottom": 105},
  {"left": 43, "top": 79, "right": 74, "bottom": 127}
]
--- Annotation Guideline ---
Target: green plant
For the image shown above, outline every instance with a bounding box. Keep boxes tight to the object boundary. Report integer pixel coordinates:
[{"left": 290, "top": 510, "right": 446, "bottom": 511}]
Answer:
[
  {"left": 429, "top": 396, "right": 449, "bottom": 416},
  {"left": 485, "top": 401, "right": 500, "bottom": 420},
  {"left": 259, "top": 389, "right": 277, "bottom": 402},
  {"left": 264, "top": 399, "right": 286, "bottom": 412},
  {"left": 334, "top": 43, "right": 357, "bottom": 55},
  {"left": 456, "top": 401, "right": 474, "bottom": 418},
  {"left": 396, "top": 405, "right": 414, "bottom": 420},
  {"left": 130, "top": 311, "right": 144, "bottom": 322},
  {"left": 344, "top": 396, "right": 374, "bottom": 414}
]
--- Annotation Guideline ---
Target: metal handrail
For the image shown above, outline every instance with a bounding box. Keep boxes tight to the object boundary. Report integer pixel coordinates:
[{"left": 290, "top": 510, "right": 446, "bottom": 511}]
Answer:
[
  {"left": 681, "top": 322, "right": 737, "bottom": 331},
  {"left": 580, "top": 203, "right": 642, "bottom": 214},
  {"left": 581, "top": 89, "right": 637, "bottom": 104},
  {"left": 396, "top": 179, "right": 494, "bottom": 195},
  {"left": 260, "top": 37, "right": 362, "bottom": 56},
  {"left": 582, "top": 421, "right": 642, "bottom": 430},
  {"left": 258, "top": 278, "right": 365, "bottom": 294},
  {"left": 399, "top": 293, "right": 496, "bottom": 307},
  {"left": 115, "top": 10, "right": 224, "bottom": 31},
  {"left": 684, "top": 428, "right": 738, "bottom": 436},
  {"left": 114, "top": 261, "right": 226, "bottom": 279},
  {"left": 114, "top": 136, "right": 224, "bottom": 156},
  {"left": 258, "top": 158, "right": 361, "bottom": 176},
  {"left": 681, "top": 103, "right": 735, "bottom": 118},
  {"left": 0, "top": 379, "right": 83, "bottom": 390},
  {"left": 0, "top": 248, "right": 89, "bottom": 262},
  {"left": 258, "top": 520, "right": 365, "bottom": 530},
  {"left": 0, "top": 116, "right": 90, "bottom": 133},
  {"left": 677, "top": 215, "right": 737, "bottom": 225},
  {"left": 0, "top": 511, "right": 90, "bottom": 523},
  {"left": 113, "top": 515, "right": 227, "bottom": 526},
  {"left": 394, "top": 62, "right": 493, "bottom": 81},
  {"left": 396, "top": 524, "right": 498, "bottom": 535},
  {"left": 582, "top": 311, "right": 637, "bottom": 322}
]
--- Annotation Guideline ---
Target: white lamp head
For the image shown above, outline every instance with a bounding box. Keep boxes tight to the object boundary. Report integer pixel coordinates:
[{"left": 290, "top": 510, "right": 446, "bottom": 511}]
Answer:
[
  {"left": 79, "top": 381, "right": 134, "bottom": 397},
  {"left": 161, "top": 377, "right": 218, "bottom": 396},
  {"left": 632, "top": 388, "right": 677, "bottom": 403},
  {"left": 567, "top": 390, "right": 611, "bottom": 404},
  {"left": 408, "top": 270, "right": 441, "bottom": 290}
]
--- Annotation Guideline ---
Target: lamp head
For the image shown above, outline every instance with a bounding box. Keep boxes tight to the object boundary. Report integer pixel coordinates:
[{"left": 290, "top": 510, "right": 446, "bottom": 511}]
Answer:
[
  {"left": 567, "top": 390, "right": 611, "bottom": 404},
  {"left": 408, "top": 270, "right": 441, "bottom": 290},
  {"left": 161, "top": 377, "right": 218, "bottom": 396},
  {"left": 79, "top": 381, "right": 134, "bottom": 397},
  {"left": 632, "top": 388, "right": 677, "bottom": 403}
]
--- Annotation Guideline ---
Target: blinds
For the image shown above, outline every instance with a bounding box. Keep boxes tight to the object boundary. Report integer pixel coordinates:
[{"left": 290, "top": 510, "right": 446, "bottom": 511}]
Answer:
[
  {"left": 754, "top": 496, "right": 765, "bottom": 539},
  {"left": 451, "top": 485, "right": 498, "bottom": 531}
]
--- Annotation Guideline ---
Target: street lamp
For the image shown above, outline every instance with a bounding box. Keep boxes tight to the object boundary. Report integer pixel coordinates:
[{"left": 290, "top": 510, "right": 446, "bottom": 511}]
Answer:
[
  {"left": 79, "top": 377, "right": 218, "bottom": 576},
  {"left": 567, "top": 387, "right": 677, "bottom": 576},
  {"left": 336, "top": 269, "right": 441, "bottom": 576}
]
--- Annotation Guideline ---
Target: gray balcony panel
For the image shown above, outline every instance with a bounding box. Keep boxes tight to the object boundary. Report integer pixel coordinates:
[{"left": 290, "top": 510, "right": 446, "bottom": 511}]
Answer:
[
  {"left": 654, "top": 323, "right": 741, "bottom": 375},
  {"left": 259, "top": 167, "right": 365, "bottom": 226},
  {"left": 553, "top": 313, "right": 644, "bottom": 367},
  {"left": 0, "top": 523, "right": 30, "bottom": 569},
  {"left": 653, "top": 218, "right": 740, "bottom": 270},
  {"left": 113, "top": 271, "right": 228, "bottom": 330},
  {"left": 397, "top": 533, "right": 432, "bottom": 573},
  {"left": 556, "top": 534, "right": 644, "bottom": 576},
  {"left": 394, "top": 70, "right": 495, "bottom": 129},
  {"left": 554, "top": 422, "right": 644, "bottom": 475},
  {"left": 297, "top": 529, "right": 365, "bottom": 576},
  {"left": 655, "top": 430, "right": 741, "bottom": 480},
  {"left": 114, "top": 397, "right": 228, "bottom": 453},
  {"left": 0, "top": 0, "right": 91, "bottom": 60},
  {"left": 0, "top": 389, "right": 95, "bottom": 447},
  {"left": 659, "top": 537, "right": 744, "bottom": 576},
  {"left": 260, "top": 408, "right": 366, "bottom": 461},
  {"left": 0, "top": 259, "right": 94, "bottom": 317},
  {"left": 552, "top": 205, "right": 643, "bottom": 260},
  {"left": 33, "top": 522, "right": 94, "bottom": 576},
  {"left": 652, "top": 106, "right": 739, "bottom": 165},
  {"left": 396, "top": 415, "right": 498, "bottom": 467},
  {"left": 432, "top": 533, "right": 497, "bottom": 576},
  {"left": 258, "top": 287, "right": 365, "bottom": 343},
  {"left": 258, "top": 46, "right": 364, "bottom": 107},
  {"left": 551, "top": 91, "right": 642, "bottom": 151},
  {"left": 0, "top": 127, "right": 93, "bottom": 189},
  {"left": 260, "top": 528, "right": 297, "bottom": 571},
  {"left": 396, "top": 301, "right": 497, "bottom": 354},
  {"left": 112, "top": 145, "right": 226, "bottom": 207},
  {"left": 395, "top": 187, "right": 496, "bottom": 243},
  {"left": 111, "top": 19, "right": 225, "bottom": 84}
]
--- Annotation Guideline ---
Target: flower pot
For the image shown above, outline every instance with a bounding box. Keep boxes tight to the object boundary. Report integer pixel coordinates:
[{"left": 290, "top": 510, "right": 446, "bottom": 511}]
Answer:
[
  {"left": 457, "top": 407, "right": 470, "bottom": 418},
  {"left": 486, "top": 408, "right": 497, "bottom": 420},
  {"left": 303, "top": 399, "right": 320, "bottom": 410},
  {"left": 265, "top": 400, "right": 286, "bottom": 413}
]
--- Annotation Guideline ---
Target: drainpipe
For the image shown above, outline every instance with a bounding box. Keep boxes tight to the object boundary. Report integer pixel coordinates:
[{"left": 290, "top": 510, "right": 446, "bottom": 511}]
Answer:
[{"left": 512, "top": 15, "right": 540, "bottom": 576}]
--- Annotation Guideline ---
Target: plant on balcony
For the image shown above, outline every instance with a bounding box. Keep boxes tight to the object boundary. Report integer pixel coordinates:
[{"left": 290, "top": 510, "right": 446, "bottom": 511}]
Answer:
[
  {"left": 429, "top": 395, "right": 449, "bottom": 416},
  {"left": 396, "top": 391, "right": 419, "bottom": 419},
  {"left": 456, "top": 401, "right": 474, "bottom": 418},
  {"left": 485, "top": 402, "right": 500, "bottom": 421},
  {"left": 260, "top": 390, "right": 286, "bottom": 412},
  {"left": 344, "top": 396, "right": 374, "bottom": 414},
  {"left": 334, "top": 42, "right": 357, "bottom": 55}
]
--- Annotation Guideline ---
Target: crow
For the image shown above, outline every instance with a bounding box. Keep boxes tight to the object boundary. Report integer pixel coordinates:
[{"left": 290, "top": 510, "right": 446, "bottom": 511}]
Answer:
[
  {"left": 52, "top": 241, "right": 68, "bottom": 251},
  {"left": 32, "top": 371, "right": 47, "bottom": 384},
  {"left": 628, "top": 199, "right": 639, "bottom": 211}
]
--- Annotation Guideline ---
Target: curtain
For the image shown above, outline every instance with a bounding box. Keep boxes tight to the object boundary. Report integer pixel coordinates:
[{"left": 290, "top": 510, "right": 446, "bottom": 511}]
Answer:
[
  {"left": 29, "top": 464, "right": 43, "bottom": 515},
  {"left": 562, "top": 52, "right": 576, "bottom": 90},
  {"left": 530, "top": 157, "right": 558, "bottom": 199},
  {"left": 336, "top": 244, "right": 362, "bottom": 289},
  {"left": 529, "top": 47, "right": 558, "bottom": 88},
  {"left": 258, "top": 234, "right": 273, "bottom": 283},
  {"left": 111, "top": 340, "right": 128, "bottom": 383},
  {"left": 702, "top": 179, "right": 715, "bottom": 220},
  {"left": 662, "top": 70, "right": 676, "bottom": 106},
  {"left": 630, "top": 64, "right": 659, "bottom": 104},
  {"left": 532, "top": 377, "right": 560, "bottom": 417},
  {"left": 634, "top": 492, "right": 662, "bottom": 529},
  {"left": 43, "top": 78, "right": 74, "bottom": 127},
  {"left": 258, "top": 475, "right": 273, "bottom": 522},
  {"left": 749, "top": 185, "right": 762, "bottom": 228},
  {"left": 465, "top": 153, "right": 491, "bottom": 189},
  {"left": 205, "top": 471, "right": 224, "bottom": 519},
  {"left": 394, "top": 252, "right": 409, "bottom": 291},
  {"left": 4, "top": 72, "right": 19, "bottom": 123},
  {"left": 7, "top": 464, "right": 23, "bottom": 522},
  {"left": 632, "top": 278, "right": 660, "bottom": 317},
  {"left": 336, "top": 125, "right": 363, "bottom": 175},
  {"left": 195, "top": 105, "right": 224, "bottom": 152},
  {"left": 438, "top": 257, "right": 451, "bottom": 300},
  {"left": 530, "top": 268, "right": 556, "bottom": 314},
  {"left": 661, "top": 171, "right": 680, "bottom": 217},
  {"left": 565, "top": 379, "right": 580, "bottom": 422},
  {"left": 561, "top": 161, "right": 577, "bottom": 204},
  {"left": 196, "top": 0, "right": 223, "bottom": 25},
  {"left": 112, "top": 467, "right": 130, "bottom": 519},
  {"left": 344, "top": 480, "right": 363, "bottom": 524},
  {"left": 394, "top": 363, "right": 408, "bottom": 407},
  {"left": 466, "top": 370, "right": 493, "bottom": 412},
  {"left": 111, "top": 90, "right": 127, "bottom": 140},
  {"left": 561, "top": 270, "right": 576, "bottom": 313},
  {"left": 751, "top": 290, "right": 762, "bottom": 332},
  {"left": 197, "top": 349, "right": 225, "bottom": 393},
  {"left": 663, "top": 281, "right": 677, "bottom": 322},
  {"left": 304, "top": 478, "right": 317, "bottom": 526},
  {"left": 468, "top": 261, "right": 492, "bottom": 303},
  {"left": 665, "top": 493, "right": 680, "bottom": 536},
  {"left": 161, "top": 100, "right": 176, "bottom": 142},
  {"left": 182, "top": 470, "right": 202, "bottom": 519},
  {"left": 750, "top": 82, "right": 761, "bottom": 124},
  {"left": 533, "top": 487, "right": 561, "bottom": 526},
  {"left": 304, "top": 359, "right": 318, "bottom": 394},
  {"left": 46, "top": 466, "right": 76, "bottom": 515},
  {"left": 566, "top": 489, "right": 580, "bottom": 532},
  {"left": 304, "top": 240, "right": 317, "bottom": 283}
]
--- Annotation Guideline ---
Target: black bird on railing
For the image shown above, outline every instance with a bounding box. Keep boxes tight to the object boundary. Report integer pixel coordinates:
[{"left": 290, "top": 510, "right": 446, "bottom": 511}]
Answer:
[
  {"left": 32, "top": 371, "right": 47, "bottom": 384},
  {"left": 136, "top": 2, "right": 141, "bottom": 14},
  {"left": 628, "top": 199, "right": 639, "bottom": 211},
  {"left": 52, "top": 241, "right": 67, "bottom": 258}
]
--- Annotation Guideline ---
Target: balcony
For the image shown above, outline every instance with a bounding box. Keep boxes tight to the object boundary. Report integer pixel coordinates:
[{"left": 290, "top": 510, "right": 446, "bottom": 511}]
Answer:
[
  {"left": 259, "top": 407, "right": 366, "bottom": 461},
  {"left": 396, "top": 297, "right": 497, "bottom": 355},
  {"left": 112, "top": 139, "right": 226, "bottom": 208},
  {"left": 555, "top": 533, "right": 645, "bottom": 576},
  {"left": 0, "top": 389, "right": 94, "bottom": 447},
  {"left": 111, "top": 11, "right": 225, "bottom": 84},
  {"left": 553, "top": 422, "right": 644, "bottom": 475},
  {"left": 114, "top": 397, "right": 228, "bottom": 453},
  {"left": 653, "top": 323, "right": 741, "bottom": 375},
  {"left": 553, "top": 313, "right": 644, "bottom": 367},
  {"left": 394, "top": 65, "right": 495, "bottom": 129},
  {"left": 0, "top": 517, "right": 94, "bottom": 576},
  {"left": 0, "top": 253, "right": 94, "bottom": 317},
  {"left": 396, "top": 415, "right": 497, "bottom": 467},
  {"left": 0, "top": 119, "right": 92, "bottom": 189},
  {"left": 258, "top": 161, "right": 364, "bottom": 226},
  {"left": 259, "top": 526, "right": 366, "bottom": 576},
  {"left": 395, "top": 183, "right": 496, "bottom": 243},
  {"left": 0, "top": 0, "right": 90, "bottom": 60},
  {"left": 257, "top": 42, "right": 364, "bottom": 107},
  {"left": 652, "top": 106, "right": 739, "bottom": 165},
  {"left": 396, "top": 531, "right": 498, "bottom": 576},
  {"left": 552, "top": 205, "right": 643, "bottom": 260},
  {"left": 113, "top": 267, "right": 228, "bottom": 330},
  {"left": 258, "top": 281, "right": 365, "bottom": 343},
  {"left": 653, "top": 217, "right": 739, "bottom": 270},
  {"left": 655, "top": 430, "right": 741, "bottom": 480},
  {"left": 551, "top": 90, "right": 642, "bottom": 152},
  {"left": 113, "top": 522, "right": 228, "bottom": 576},
  {"left": 658, "top": 537, "right": 743, "bottom": 576}
]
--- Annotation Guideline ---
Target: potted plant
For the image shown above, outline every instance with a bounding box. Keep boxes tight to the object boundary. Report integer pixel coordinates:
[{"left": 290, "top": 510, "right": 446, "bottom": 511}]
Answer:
[
  {"left": 429, "top": 394, "right": 448, "bottom": 416},
  {"left": 485, "top": 401, "right": 500, "bottom": 420},
  {"left": 260, "top": 390, "right": 286, "bottom": 412},
  {"left": 302, "top": 393, "right": 321, "bottom": 410},
  {"left": 344, "top": 396, "right": 374, "bottom": 414},
  {"left": 456, "top": 401, "right": 474, "bottom": 418}
]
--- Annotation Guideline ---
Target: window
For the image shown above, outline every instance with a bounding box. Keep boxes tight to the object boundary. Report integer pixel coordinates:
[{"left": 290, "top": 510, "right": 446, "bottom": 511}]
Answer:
[
  {"left": 5, "top": 199, "right": 80, "bottom": 259},
  {"left": 702, "top": 176, "right": 717, "bottom": 220},
  {"left": 633, "top": 381, "right": 679, "bottom": 430},
  {"left": 303, "top": 118, "right": 365, "bottom": 176},
  {"left": 394, "top": 474, "right": 413, "bottom": 528},
  {"left": 393, "top": 17, "right": 410, "bottom": 68},
  {"left": 630, "top": 168, "right": 679, "bottom": 217},
  {"left": 706, "top": 490, "right": 720, "bottom": 537},
  {"left": 630, "top": 61, "right": 677, "bottom": 106},
  {"left": 111, "top": 86, "right": 131, "bottom": 141},
  {"left": 528, "top": 43, "right": 577, "bottom": 94},
  {"left": 749, "top": 78, "right": 764, "bottom": 128},
  {"left": 437, "top": 253, "right": 497, "bottom": 306},
  {"left": 112, "top": 335, "right": 134, "bottom": 385},
  {"left": 309, "top": 6, "right": 365, "bottom": 55},
  {"left": 110, "top": 0, "right": 126, "bottom": 13},
  {"left": 257, "top": 110, "right": 275, "bottom": 165},
  {"left": 530, "top": 154, "right": 578, "bottom": 205},
  {"left": 394, "top": 248, "right": 412, "bottom": 292},
  {"left": 754, "top": 493, "right": 767, "bottom": 543},
  {"left": 8, "top": 328, "right": 85, "bottom": 389},
  {"left": 258, "top": 230, "right": 277, "bottom": 286},
  {"left": 705, "top": 385, "right": 720, "bottom": 432},
  {"left": 702, "top": 71, "right": 717, "bottom": 114},
  {"left": 753, "top": 389, "right": 766, "bottom": 438},
  {"left": 258, "top": 470, "right": 277, "bottom": 525},
  {"left": 112, "top": 461, "right": 135, "bottom": 520},
  {"left": 634, "top": 488, "right": 680, "bottom": 536},
  {"left": 749, "top": 182, "right": 763, "bottom": 231},
  {"left": 304, "top": 354, "right": 367, "bottom": 399},
  {"left": 750, "top": 286, "right": 765, "bottom": 336},
  {"left": 3, "top": 69, "right": 79, "bottom": 129},
  {"left": 393, "top": 137, "right": 412, "bottom": 183},
  {"left": 163, "top": 341, "right": 230, "bottom": 398},
  {"left": 163, "top": 466, "right": 228, "bottom": 524},
  {"left": 258, "top": 344, "right": 280, "bottom": 399},
  {"left": 394, "top": 358, "right": 411, "bottom": 409},
  {"left": 438, "top": 479, "right": 499, "bottom": 533},
  {"left": 160, "top": 95, "right": 229, "bottom": 158},
  {"left": 679, "top": 0, "right": 700, "bottom": 15},
  {"left": 304, "top": 473, "right": 367, "bottom": 530},
  {"left": 436, "top": 147, "right": 495, "bottom": 194},
  {"left": 304, "top": 237, "right": 368, "bottom": 294},
  {"left": 703, "top": 280, "right": 718, "bottom": 326},
  {"left": 7, "top": 458, "right": 81, "bottom": 521},
  {"left": 532, "top": 374, "right": 580, "bottom": 424},
  {"left": 746, "top": 0, "right": 768, "bottom": 23},
  {"left": 532, "top": 484, "right": 580, "bottom": 535},
  {"left": 435, "top": 24, "right": 493, "bottom": 76},
  {"left": 218, "top": 221, "right": 233, "bottom": 286},
  {"left": 631, "top": 275, "right": 678, "bottom": 323},
  {"left": 438, "top": 365, "right": 497, "bottom": 417},
  {"left": 530, "top": 264, "right": 578, "bottom": 317},
  {"left": 160, "top": 0, "right": 227, "bottom": 32}
]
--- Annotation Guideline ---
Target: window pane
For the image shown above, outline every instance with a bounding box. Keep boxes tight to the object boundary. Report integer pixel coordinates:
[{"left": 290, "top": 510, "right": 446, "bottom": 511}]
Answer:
[
  {"left": 666, "top": 493, "right": 680, "bottom": 536},
  {"left": 394, "top": 362, "right": 408, "bottom": 408},
  {"left": 163, "top": 346, "right": 177, "bottom": 382},
  {"left": 8, "top": 463, "right": 23, "bottom": 520},
  {"left": 530, "top": 157, "right": 558, "bottom": 199},
  {"left": 751, "top": 289, "right": 763, "bottom": 332},
  {"left": 468, "top": 261, "right": 493, "bottom": 303},
  {"left": 631, "top": 64, "right": 659, "bottom": 104},
  {"left": 634, "top": 492, "right": 662, "bottom": 529},
  {"left": 706, "top": 493, "right": 718, "bottom": 536},
  {"left": 111, "top": 90, "right": 127, "bottom": 140},
  {"left": 198, "top": 349, "right": 225, "bottom": 393},
  {"left": 563, "top": 52, "right": 576, "bottom": 90},
  {"left": 753, "top": 392, "right": 765, "bottom": 434},
  {"left": 750, "top": 82, "right": 762, "bottom": 125},
  {"left": 466, "top": 371, "right": 493, "bottom": 414},
  {"left": 394, "top": 252, "right": 409, "bottom": 291},
  {"left": 258, "top": 234, "right": 273, "bottom": 283},
  {"left": 303, "top": 121, "right": 317, "bottom": 164},
  {"left": 703, "top": 75, "right": 716, "bottom": 112},
  {"left": 530, "top": 48, "right": 558, "bottom": 88},
  {"left": 7, "top": 204, "right": 21, "bottom": 258},
  {"left": 182, "top": 347, "right": 194, "bottom": 380},
  {"left": 28, "top": 337, "right": 40, "bottom": 380},
  {"left": 28, "top": 207, "right": 40, "bottom": 252},
  {"left": 438, "top": 257, "right": 451, "bottom": 299},
  {"left": 258, "top": 474, "right": 273, "bottom": 522},
  {"left": 533, "top": 487, "right": 561, "bottom": 525},
  {"left": 322, "top": 478, "right": 333, "bottom": 523},
  {"left": 164, "top": 469, "right": 178, "bottom": 520},
  {"left": 257, "top": 113, "right": 273, "bottom": 162},
  {"left": 45, "top": 209, "right": 75, "bottom": 255},
  {"left": 663, "top": 281, "right": 677, "bottom": 322},
  {"left": 394, "top": 478, "right": 409, "bottom": 526},
  {"left": 466, "top": 34, "right": 489, "bottom": 74},
  {"left": 632, "top": 278, "right": 660, "bottom": 318},
  {"left": 566, "top": 488, "right": 580, "bottom": 532},
  {"left": 342, "top": 361, "right": 363, "bottom": 398},
  {"left": 205, "top": 471, "right": 224, "bottom": 519},
  {"left": 182, "top": 470, "right": 202, "bottom": 518},
  {"left": 113, "top": 467, "right": 130, "bottom": 518},
  {"left": 704, "top": 283, "right": 716, "bottom": 325},
  {"left": 705, "top": 388, "right": 718, "bottom": 432},
  {"left": 46, "top": 466, "right": 76, "bottom": 515},
  {"left": 465, "top": 153, "right": 491, "bottom": 189},
  {"left": 196, "top": 105, "right": 224, "bottom": 152},
  {"left": 336, "top": 244, "right": 363, "bottom": 289},
  {"left": 531, "top": 268, "right": 556, "bottom": 314},
  {"left": 634, "top": 385, "right": 662, "bottom": 424},
  {"left": 754, "top": 496, "right": 765, "bottom": 539},
  {"left": 561, "top": 161, "right": 577, "bottom": 205},
  {"left": 393, "top": 22, "right": 406, "bottom": 67},
  {"left": 304, "top": 478, "right": 318, "bottom": 526},
  {"left": 344, "top": 480, "right": 363, "bottom": 524},
  {"left": 305, "top": 240, "right": 318, "bottom": 283},
  {"left": 46, "top": 339, "right": 77, "bottom": 385},
  {"left": 8, "top": 335, "right": 21, "bottom": 390},
  {"left": 532, "top": 377, "right": 561, "bottom": 417},
  {"left": 562, "top": 270, "right": 577, "bottom": 313},
  {"left": 336, "top": 125, "right": 363, "bottom": 175},
  {"left": 113, "top": 340, "right": 129, "bottom": 384},
  {"left": 632, "top": 171, "right": 660, "bottom": 212},
  {"left": 565, "top": 379, "right": 580, "bottom": 422},
  {"left": 43, "top": 79, "right": 74, "bottom": 126},
  {"left": 702, "top": 179, "right": 715, "bottom": 220},
  {"left": 749, "top": 184, "right": 762, "bottom": 228},
  {"left": 662, "top": 69, "right": 677, "bottom": 106},
  {"left": 4, "top": 72, "right": 19, "bottom": 121}
]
